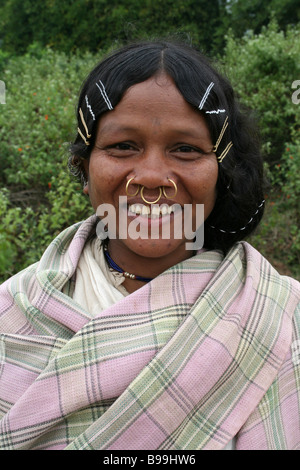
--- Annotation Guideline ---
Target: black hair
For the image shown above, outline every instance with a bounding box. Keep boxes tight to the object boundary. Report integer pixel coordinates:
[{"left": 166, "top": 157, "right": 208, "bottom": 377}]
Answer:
[{"left": 69, "top": 39, "right": 265, "bottom": 253}]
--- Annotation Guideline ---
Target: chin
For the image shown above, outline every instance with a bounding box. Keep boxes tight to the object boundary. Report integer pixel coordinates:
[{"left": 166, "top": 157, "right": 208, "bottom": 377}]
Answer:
[{"left": 124, "top": 237, "right": 187, "bottom": 260}]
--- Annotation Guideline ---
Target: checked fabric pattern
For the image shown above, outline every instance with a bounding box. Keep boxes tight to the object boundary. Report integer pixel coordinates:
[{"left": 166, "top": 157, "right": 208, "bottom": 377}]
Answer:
[{"left": 0, "top": 215, "right": 300, "bottom": 450}]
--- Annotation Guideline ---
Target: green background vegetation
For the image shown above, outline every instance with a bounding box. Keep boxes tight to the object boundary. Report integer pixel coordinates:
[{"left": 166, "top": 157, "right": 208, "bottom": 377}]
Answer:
[{"left": 0, "top": 0, "right": 299, "bottom": 282}]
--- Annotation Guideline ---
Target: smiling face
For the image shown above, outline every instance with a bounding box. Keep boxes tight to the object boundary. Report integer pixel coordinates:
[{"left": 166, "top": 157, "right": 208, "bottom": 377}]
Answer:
[{"left": 83, "top": 74, "right": 218, "bottom": 280}]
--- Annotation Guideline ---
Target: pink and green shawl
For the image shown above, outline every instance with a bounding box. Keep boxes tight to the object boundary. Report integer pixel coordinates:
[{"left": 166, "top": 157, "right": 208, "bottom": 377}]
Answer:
[{"left": 0, "top": 215, "right": 299, "bottom": 450}]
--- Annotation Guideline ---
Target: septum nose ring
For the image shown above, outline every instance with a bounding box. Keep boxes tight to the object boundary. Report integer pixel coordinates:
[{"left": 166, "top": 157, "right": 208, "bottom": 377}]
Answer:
[{"left": 125, "top": 177, "right": 177, "bottom": 204}]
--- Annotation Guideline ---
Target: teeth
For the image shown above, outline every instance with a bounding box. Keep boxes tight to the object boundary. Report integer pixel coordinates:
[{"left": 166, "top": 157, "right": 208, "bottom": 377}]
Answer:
[
  {"left": 128, "top": 204, "right": 178, "bottom": 218},
  {"left": 142, "top": 205, "right": 150, "bottom": 216},
  {"left": 161, "top": 205, "right": 168, "bottom": 215},
  {"left": 151, "top": 206, "right": 160, "bottom": 218}
]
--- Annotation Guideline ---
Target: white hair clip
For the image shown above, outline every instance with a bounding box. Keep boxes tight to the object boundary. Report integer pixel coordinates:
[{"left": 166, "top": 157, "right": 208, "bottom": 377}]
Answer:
[
  {"left": 96, "top": 80, "right": 113, "bottom": 111},
  {"left": 85, "top": 95, "right": 95, "bottom": 121},
  {"left": 206, "top": 109, "right": 226, "bottom": 114},
  {"left": 199, "top": 82, "right": 214, "bottom": 110}
]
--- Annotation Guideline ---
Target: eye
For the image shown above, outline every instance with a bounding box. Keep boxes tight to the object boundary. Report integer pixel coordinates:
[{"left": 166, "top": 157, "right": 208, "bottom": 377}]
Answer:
[
  {"left": 114, "top": 142, "right": 135, "bottom": 150},
  {"left": 172, "top": 144, "right": 205, "bottom": 159},
  {"left": 104, "top": 141, "right": 138, "bottom": 156},
  {"left": 176, "top": 145, "right": 198, "bottom": 152},
  {"left": 109, "top": 142, "right": 136, "bottom": 151}
]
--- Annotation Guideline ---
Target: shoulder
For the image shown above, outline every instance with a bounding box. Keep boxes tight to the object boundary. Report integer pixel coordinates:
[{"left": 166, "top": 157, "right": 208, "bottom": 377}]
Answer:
[{"left": 227, "top": 241, "right": 300, "bottom": 313}]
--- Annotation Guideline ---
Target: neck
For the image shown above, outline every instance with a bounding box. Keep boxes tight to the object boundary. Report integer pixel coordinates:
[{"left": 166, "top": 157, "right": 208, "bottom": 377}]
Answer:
[{"left": 106, "top": 238, "right": 193, "bottom": 292}]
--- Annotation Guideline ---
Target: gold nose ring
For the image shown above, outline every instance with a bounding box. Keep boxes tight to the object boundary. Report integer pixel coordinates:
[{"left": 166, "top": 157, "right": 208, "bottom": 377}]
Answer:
[
  {"left": 162, "top": 178, "right": 178, "bottom": 198},
  {"left": 126, "top": 177, "right": 140, "bottom": 197},
  {"left": 141, "top": 186, "right": 162, "bottom": 204},
  {"left": 126, "top": 177, "right": 177, "bottom": 204}
]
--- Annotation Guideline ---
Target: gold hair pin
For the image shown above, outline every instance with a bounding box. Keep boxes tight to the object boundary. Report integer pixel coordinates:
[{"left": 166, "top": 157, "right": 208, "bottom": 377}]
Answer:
[
  {"left": 213, "top": 116, "right": 228, "bottom": 153},
  {"left": 217, "top": 142, "right": 233, "bottom": 163},
  {"left": 212, "top": 116, "right": 233, "bottom": 163},
  {"left": 78, "top": 108, "right": 91, "bottom": 146}
]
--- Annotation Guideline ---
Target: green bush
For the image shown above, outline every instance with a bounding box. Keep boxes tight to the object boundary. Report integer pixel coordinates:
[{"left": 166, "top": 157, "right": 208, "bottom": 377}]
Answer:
[
  {"left": 221, "top": 21, "right": 300, "bottom": 279},
  {"left": 0, "top": 0, "right": 223, "bottom": 55},
  {"left": 249, "top": 134, "right": 300, "bottom": 279},
  {"left": 0, "top": 47, "right": 100, "bottom": 186},
  {"left": 222, "top": 20, "right": 300, "bottom": 166},
  {"left": 0, "top": 48, "right": 95, "bottom": 282}
]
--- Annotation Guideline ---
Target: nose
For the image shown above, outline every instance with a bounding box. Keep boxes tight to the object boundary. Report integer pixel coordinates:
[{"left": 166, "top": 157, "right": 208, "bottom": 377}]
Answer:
[{"left": 132, "top": 146, "right": 171, "bottom": 190}]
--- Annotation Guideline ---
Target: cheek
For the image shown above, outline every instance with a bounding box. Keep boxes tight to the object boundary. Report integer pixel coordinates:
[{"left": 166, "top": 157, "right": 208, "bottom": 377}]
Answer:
[
  {"left": 192, "top": 162, "right": 218, "bottom": 199},
  {"left": 87, "top": 156, "right": 129, "bottom": 209},
  {"left": 86, "top": 160, "right": 109, "bottom": 204},
  {"left": 191, "top": 164, "right": 218, "bottom": 220}
]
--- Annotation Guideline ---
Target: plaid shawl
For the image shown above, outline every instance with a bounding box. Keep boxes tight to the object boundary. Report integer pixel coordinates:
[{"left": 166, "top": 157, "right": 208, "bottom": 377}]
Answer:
[{"left": 0, "top": 215, "right": 299, "bottom": 450}]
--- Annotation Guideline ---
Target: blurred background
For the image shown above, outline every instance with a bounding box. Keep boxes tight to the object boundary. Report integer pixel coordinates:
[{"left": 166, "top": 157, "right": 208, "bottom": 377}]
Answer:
[{"left": 0, "top": 0, "right": 299, "bottom": 282}]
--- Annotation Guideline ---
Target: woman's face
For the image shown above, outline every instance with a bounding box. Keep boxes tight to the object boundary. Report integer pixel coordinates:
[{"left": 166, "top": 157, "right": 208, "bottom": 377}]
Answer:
[{"left": 84, "top": 74, "right": 218, "bottom": 273}]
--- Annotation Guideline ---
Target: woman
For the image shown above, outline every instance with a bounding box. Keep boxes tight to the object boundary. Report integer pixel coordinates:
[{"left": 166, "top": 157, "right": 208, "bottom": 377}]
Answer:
[{"left": 0, "top": 40, "right": 299, "bottom": 450}]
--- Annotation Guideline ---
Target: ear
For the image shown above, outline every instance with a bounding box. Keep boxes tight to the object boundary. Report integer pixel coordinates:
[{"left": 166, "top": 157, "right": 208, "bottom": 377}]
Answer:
[
  {"left": 83, "top": 181, "right": 89, "bottom": 195},
  {"left": 82, "top": 159, "right": 89, "bottom": 195}
]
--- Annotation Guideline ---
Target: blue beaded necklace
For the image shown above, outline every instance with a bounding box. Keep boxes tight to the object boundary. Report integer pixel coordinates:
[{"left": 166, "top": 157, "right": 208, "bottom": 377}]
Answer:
[{"left": 103, "top": 244, "right": 153, "bottom": 283}]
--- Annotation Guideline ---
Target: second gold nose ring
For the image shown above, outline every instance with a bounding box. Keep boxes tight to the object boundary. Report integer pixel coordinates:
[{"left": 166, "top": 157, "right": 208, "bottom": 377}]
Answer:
[{"left": 125, "top": 177, "right": 177, "bottom": 204}]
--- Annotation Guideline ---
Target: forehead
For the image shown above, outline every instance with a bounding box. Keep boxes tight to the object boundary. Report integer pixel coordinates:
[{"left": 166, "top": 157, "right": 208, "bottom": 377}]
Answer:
[
  {"left": 96, "top": 74, "right": 211, "bottom": 139},
  {"left": 117, "top": 74, "right": 190, "bottom": 114}
]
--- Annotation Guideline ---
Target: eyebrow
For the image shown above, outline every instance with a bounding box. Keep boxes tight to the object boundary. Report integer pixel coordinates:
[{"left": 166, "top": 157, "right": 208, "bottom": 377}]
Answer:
[
  {"left": 99, "top": 123, "right": 137, "bottom": 135},
  {"left": 99, "top": 123, "right": 211, "bottom": 141}
]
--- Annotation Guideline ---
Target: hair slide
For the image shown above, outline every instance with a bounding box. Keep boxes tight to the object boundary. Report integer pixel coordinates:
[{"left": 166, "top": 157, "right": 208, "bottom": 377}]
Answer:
[
  {"left": 78, "top": 108, "right": 91, "bottom": 146},
  {"left": 199, "top": 82, "right": 214, "bottom": 110},
  {"left": 96, "top": 80, "right": 113, "bottom": 111},
  {"left": 217, "top": 142, "right": 233, "bottom": 163},
  {"left": 206, "top": 109, "right": 226, "bottom": 114},
  {"left": 213, "top": 116, "right": 228, "bottom": 153},
  {"left": 85, "top": 95, "right": 95, "bottom": 121},
  {"left": 211, "top": 116, "right": 233, "bottom": 163}
]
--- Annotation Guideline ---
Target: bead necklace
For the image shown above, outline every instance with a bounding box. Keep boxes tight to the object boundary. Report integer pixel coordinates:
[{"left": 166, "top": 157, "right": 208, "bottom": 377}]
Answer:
[{"left": 103, "top": 244, "right": 153, "bottom": 283}]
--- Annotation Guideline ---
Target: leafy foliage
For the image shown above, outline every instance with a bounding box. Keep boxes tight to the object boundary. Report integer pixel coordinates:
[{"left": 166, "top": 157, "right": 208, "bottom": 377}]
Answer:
[
  {"left": 0, "top": 0, "right": 224, "bottom": 55},
  {"left": 1, "top": 0, "right": 298, "bottom": 57},
  {"left": 221, "top": 21, "right": 300, "bottom": 278},
  {"left": 224, "top": 0, "right": 300, "bottom": 37},
  {"left": 0, "top": 48, "right": 94, "bottom": 281},
  {"left": 248, "top": 134, "right": 300, "bottom": 278},
  {"left": 222, "top": 20, "right": 300, "bottom": 165}
]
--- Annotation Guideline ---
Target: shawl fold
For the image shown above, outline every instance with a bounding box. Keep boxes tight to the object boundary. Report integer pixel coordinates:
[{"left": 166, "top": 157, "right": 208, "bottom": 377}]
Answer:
[{"left": 0, "top": 215, "right": 299, "bottom": 450}]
